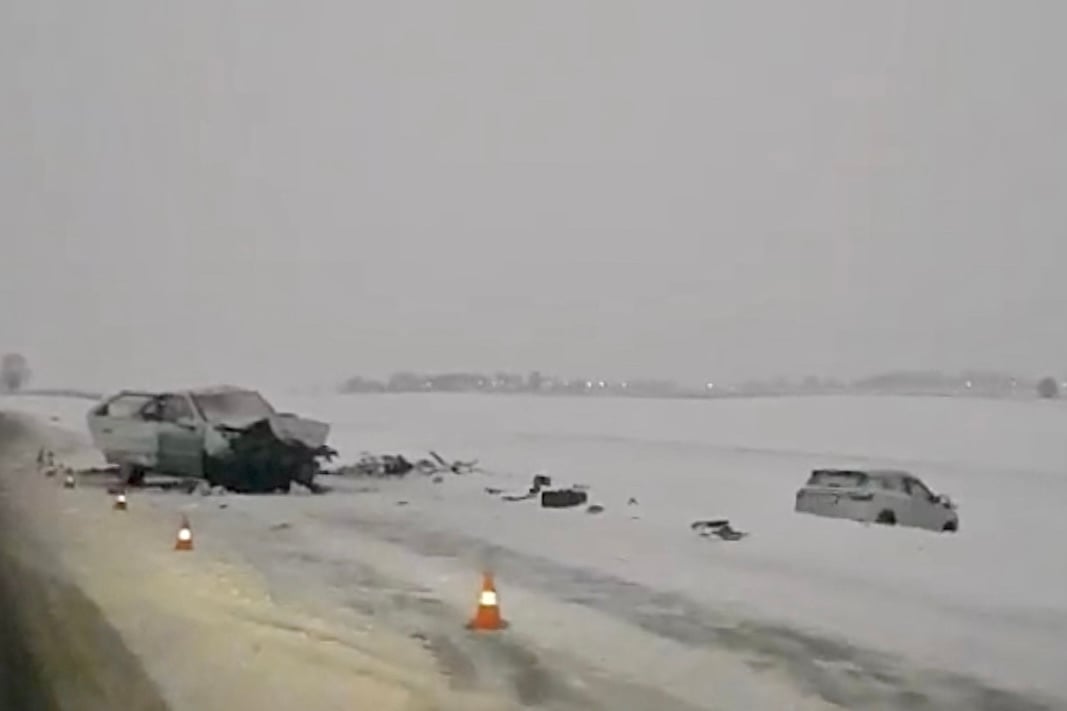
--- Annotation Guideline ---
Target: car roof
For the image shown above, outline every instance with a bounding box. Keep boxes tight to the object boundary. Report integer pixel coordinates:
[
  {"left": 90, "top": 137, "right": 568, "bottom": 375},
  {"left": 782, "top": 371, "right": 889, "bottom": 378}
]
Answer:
[
  {"left": 110, "top": 390, "right": 161, "bottom": 399},
  {"left": 811, "top": 468, "right": 914, "bottom": 480},
  {"left": 185, "top": 385, "right": 256, "bottom": 397},
  {"left": 865, "top": 469, "right": 913, "bottom": 479},
  {"left": 108, "top": 385, "right": 258, "bottom": 399}
]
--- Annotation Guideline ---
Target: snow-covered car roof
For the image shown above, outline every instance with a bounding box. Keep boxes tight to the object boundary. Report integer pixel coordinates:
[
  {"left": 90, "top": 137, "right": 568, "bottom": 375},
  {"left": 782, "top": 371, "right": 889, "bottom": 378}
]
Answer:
[
  {"left": 811, "top": 468, "right": 912, "bottom": 478},
  {"left": 186, "top": 385, "right": 257, "bottom": 397},
  {"left": 101, "top": 385, "right": 257, "bottom": 400}
]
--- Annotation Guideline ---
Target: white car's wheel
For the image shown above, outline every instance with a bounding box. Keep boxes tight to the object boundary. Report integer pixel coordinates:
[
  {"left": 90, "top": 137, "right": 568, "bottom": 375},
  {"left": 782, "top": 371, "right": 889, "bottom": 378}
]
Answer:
[{"left": 876, "top": 510, "right": 896, "bottom": 525}]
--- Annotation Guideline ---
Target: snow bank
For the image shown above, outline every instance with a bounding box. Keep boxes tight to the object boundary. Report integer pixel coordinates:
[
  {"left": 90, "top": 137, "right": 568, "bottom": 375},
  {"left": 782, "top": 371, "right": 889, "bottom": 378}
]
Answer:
[
  {"left": 9, "top": 392, "right": 1066, "bottom": 707},
  {"left": 273, "top": 393, "right": 1067, "bottom": 703}
]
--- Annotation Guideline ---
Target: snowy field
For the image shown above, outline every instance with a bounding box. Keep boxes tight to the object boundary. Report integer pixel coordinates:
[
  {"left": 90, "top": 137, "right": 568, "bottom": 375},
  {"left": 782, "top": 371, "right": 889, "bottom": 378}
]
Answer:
[{"left": 5, "top": 392, "right": 1066, "bottom": 710}]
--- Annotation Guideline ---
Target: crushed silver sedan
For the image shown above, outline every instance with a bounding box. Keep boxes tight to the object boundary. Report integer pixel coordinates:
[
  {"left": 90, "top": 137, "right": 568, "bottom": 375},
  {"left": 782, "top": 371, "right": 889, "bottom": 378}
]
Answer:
[{"left": 87, "top": 386, "right": 334, "bottom": 492}]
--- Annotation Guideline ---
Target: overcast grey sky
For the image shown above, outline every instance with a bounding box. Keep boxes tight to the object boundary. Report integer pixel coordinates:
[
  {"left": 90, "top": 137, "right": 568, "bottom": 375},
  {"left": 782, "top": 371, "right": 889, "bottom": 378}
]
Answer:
[{"left": 2, "top": 1, "right": 1065, "bottom": 390}]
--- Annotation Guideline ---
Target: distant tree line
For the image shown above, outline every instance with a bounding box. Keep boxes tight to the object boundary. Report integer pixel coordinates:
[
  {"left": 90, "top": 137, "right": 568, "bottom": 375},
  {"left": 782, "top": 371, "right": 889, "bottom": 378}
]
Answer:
[
  {"left": 341, "top": 368, "right": 1066, "bottom": 401},
  {"left": 341, "top": 371, "right": 544, "bottom": 394}
]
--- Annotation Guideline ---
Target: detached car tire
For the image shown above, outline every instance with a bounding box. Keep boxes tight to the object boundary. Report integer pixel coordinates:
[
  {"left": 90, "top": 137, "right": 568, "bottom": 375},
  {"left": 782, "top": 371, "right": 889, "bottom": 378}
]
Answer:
[{"left": 541, "top": 489, "right": 589, "bottom": 508}]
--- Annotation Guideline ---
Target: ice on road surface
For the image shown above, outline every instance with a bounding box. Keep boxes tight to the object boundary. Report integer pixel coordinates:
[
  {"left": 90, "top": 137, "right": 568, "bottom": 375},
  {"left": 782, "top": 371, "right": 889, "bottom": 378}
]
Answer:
[{"left": 5, "top": 392, "right": 1066, "bottom": 710}]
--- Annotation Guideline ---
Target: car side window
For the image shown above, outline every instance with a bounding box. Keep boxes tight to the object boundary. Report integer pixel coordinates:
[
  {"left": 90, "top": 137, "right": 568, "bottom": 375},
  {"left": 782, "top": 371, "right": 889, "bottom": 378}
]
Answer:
[
  {"left": 140, "top": 398, "right": 165, "bottom": 421},
  {"left": 160, "top": 396, "right": 194, "bottom": 423},
  {"left": 906, "top": 478, "right": 932, "bottom": 499},
  {"left": 104, "top": 395, "right": 154, "bottom": 418}
]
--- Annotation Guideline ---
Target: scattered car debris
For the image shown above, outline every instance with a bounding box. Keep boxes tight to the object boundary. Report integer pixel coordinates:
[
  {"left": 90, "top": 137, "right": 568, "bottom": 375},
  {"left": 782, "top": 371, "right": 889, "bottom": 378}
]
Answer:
[
  {"left": 332, "top": 454, "right": 403, "bottom": 478},
  {"left": 430, "top": 451, "right": 479, "bottom": 474},
  {"left": 193, "top": 481, "right": 228, "bottom": 496},
  {"left": 485, "top": 487, "right": 504, "bottom": 495},
  {"left": 690, "top": 519, "right": 730, "bottom": 531},
  {"left": 586, "top": 504, "right": 605, "bottom": 514},
  {"left": 332, "top": 451, "right": 475, "bottom": 479},
  {"left": 383, "top": 455, "right": 414, "bottom": 475},
  {"left": 691, "top": 519, "right": 748, "bottom": 541},
  {"left": 499, "top": 474, "right": 558, "bottom": 501},
  {"left": 541, "top": 489, "right": 589, "bottom": 508}
]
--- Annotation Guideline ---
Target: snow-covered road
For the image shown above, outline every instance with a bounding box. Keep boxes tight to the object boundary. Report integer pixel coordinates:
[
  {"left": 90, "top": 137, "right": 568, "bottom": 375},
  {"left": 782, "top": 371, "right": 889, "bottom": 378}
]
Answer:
[{"left": 4, "top": 392, "right": 1065, "bottom": 710}]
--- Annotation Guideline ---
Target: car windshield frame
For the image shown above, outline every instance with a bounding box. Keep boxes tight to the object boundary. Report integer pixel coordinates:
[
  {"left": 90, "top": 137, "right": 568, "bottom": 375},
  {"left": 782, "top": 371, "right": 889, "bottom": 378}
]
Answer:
[
  {"left": 96, "top": 393, "right": 157, "bottom": 418},
  {"left": 906, "top": 478, "right": 935, "bottom": 499}
]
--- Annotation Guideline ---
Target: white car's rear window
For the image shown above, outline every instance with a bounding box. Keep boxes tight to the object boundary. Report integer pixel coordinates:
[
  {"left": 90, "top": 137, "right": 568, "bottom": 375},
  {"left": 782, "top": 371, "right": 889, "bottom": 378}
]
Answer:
[{"left": 807, "top": 470, "right": 869, "bottom": 488}]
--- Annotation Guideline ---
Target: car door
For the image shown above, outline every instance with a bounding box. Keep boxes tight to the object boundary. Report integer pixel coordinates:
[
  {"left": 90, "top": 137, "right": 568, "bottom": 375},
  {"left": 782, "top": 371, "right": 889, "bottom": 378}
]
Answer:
[
  {"left": 903, "top": 478, "right": 939, "bottom": 530},
  {"left": 154, "top": 394, "right": 205, "bottom": 477},
  {"left": 87, "top": 393, "right": 160, "bottom": 468}
]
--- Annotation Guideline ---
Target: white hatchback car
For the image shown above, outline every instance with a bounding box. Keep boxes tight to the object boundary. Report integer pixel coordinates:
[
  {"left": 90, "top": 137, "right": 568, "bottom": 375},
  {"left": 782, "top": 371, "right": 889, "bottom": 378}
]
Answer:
[{"left": 795, "top": 469, "right": 958, "bottom": 533}]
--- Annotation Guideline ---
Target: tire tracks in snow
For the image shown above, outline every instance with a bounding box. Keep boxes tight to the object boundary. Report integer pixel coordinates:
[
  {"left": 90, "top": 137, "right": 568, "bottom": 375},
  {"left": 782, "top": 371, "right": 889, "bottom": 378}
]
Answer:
[
  {"left": 0, "top": 413, "right": 171, "bottom": 711},
  {"left": 234, "top": 528, "right": 702, "bottom": 711},
  {"left": 333, "top": 514, "right": 1060, "bottom": 711}
]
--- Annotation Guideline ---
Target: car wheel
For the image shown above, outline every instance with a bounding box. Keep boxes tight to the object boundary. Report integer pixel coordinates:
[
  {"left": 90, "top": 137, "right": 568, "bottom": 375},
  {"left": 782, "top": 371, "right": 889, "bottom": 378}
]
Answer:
[
  {"left": 942, "top": 521, "right": 958, "bottom": 532},
  {"left": 876, "top": 510, "right": 896, "bottom": 525},
  {"left": 120, "top": 464, "right": 146, "bottom": 487}
]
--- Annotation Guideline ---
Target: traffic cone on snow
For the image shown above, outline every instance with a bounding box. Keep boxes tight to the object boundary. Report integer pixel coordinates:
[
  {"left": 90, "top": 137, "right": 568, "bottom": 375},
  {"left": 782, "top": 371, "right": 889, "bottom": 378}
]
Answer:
[
  {"left": 467, "top": 571, "right": 507, "bottom": 631},
  {"left": 174, "top": 516, "right": 194, "bottom": 551},
  {"left": 113, "top": 491, "right": 128, "bottom": 511}
]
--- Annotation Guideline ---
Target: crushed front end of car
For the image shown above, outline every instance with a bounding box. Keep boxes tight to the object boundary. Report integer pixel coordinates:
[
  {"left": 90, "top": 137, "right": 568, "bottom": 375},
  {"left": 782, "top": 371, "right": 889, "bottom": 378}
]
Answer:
[{"left": 203, "top": 417, "right": 337, "bottom": 493}]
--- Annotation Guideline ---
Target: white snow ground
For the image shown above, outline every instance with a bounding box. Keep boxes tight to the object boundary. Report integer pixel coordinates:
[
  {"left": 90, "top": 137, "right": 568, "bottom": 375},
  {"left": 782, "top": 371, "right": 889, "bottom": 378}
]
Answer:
[{"left": 5, "top": 392, "right": 1066, "bottom": 710}]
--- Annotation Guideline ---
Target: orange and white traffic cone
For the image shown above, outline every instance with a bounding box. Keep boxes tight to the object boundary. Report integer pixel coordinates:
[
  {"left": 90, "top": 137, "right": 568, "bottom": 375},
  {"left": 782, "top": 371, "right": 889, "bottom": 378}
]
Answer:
[
  {"left": 113, "top": 491, "right": 128, "bottom": 511},
  {"left": 467, "top": 571, "right": 507, "bottom": 631},
  {"left": 174, "top": 516, "right": 194, "bottom": 551}
]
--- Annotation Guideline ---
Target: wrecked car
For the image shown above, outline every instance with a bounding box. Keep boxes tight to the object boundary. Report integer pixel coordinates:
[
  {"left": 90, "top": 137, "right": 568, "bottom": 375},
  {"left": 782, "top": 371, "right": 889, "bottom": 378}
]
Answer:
[
  {"left": 794, "top": 469, "right": 959, "bottom": 532},
  {"left": 86, "top": 386, "right": 334, "bottom": 493}
]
